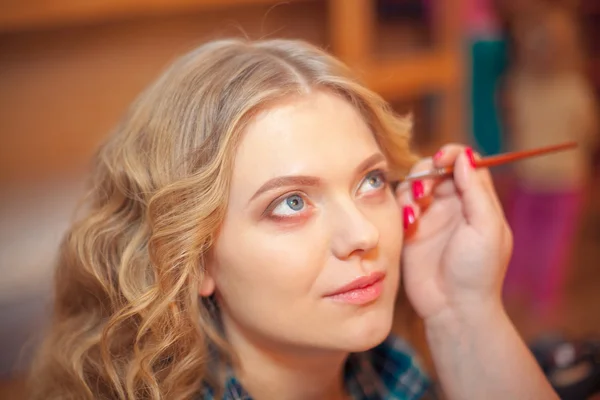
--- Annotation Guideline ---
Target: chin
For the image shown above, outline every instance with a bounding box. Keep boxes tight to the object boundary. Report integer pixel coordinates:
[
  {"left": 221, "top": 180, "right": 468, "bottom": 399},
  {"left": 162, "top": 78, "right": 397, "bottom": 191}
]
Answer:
[{"left": 336, "top": 302, "right": 395, "bottom": 353}]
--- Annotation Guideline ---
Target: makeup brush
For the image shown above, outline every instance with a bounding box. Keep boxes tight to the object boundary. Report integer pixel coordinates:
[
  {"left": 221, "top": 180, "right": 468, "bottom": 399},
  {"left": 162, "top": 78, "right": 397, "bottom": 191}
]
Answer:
[{"left": 400, "top": 141, "right": 578, "bottom": 183}]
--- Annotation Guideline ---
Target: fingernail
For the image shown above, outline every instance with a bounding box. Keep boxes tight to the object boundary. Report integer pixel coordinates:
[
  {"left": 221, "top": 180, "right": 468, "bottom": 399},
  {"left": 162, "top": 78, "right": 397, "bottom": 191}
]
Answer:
[
  {"left": 403, "top": 206, "right": 416, "bottom": 230},
  {"left": 465, "top": 147, "right": 476, "bottom": 168},
  {"left": 433, "top": 150, "right": 444, "bottom": 161},
  {"left": 411, "top": 180, "right": 424, "bottom": 200}
]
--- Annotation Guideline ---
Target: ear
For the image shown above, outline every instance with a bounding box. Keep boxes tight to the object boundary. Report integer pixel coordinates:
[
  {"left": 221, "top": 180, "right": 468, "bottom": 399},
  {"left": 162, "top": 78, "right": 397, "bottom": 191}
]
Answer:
[
  {"left": 198, "top": 254, "right": 216, "bottom": 297},
  {"left": 198, "top": 274, "right": 215, "bottom": 297}
]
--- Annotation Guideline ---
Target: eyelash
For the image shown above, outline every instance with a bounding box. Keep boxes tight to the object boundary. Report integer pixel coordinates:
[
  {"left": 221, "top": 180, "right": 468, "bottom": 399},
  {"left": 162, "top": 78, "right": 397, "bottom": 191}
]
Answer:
[
  {"left": 263, "top": 169, "right": 389, "bottom": 220},
  {"left": 264, "top": 191, "right": 310, "bottom": 221},
  {"left": 359, "top": 169, "right": 389, "bottom": 195}
]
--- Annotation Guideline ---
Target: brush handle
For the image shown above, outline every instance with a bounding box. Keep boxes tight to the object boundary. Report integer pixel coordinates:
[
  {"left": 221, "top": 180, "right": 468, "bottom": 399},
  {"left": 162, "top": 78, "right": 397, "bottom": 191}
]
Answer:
[
  {"left": 476, "top": 142, "right": 577, "bottom": 169},
  {"left": 400, "top": 141, "right": 578, "bottom": 183}
]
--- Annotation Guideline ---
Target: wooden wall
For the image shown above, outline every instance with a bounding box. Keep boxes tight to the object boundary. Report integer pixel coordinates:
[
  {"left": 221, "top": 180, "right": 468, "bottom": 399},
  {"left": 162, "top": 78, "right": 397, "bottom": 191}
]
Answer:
[{"left": 0, "top": 1, "right": 328, "bottom": 187}]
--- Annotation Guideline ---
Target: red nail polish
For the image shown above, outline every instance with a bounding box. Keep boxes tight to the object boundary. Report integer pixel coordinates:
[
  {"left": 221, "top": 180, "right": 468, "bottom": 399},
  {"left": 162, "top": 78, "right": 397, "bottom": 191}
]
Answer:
[
  {"left": 465, "top": 147, "right": 476, "bottom": 168},
  {"left": 403, "top": 206, "right": 415, "bottom": 230},
  {"left": 433, "top": 150, "right": 444, "bottom": 161},
  {"left": 412, "top": 180, "right": 424, "bottom": 200}
]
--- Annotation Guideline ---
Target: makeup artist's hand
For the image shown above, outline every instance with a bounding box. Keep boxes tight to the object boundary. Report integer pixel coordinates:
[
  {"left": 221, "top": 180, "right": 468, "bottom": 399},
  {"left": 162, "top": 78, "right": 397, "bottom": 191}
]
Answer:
[
  {"left": 395, "top": 146, "right": 559, "bottom": 400},
  {"left": 396, "top": 144, "right": 513, "bottom": 324}
]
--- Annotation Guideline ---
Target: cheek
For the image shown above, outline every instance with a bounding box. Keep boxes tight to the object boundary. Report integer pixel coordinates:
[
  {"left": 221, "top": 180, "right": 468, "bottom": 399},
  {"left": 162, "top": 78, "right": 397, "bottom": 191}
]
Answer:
[
  {"left": 374, "top": 193, "right": 403, "bottom": 256},
  {"left": 374, "top": 199, "right": 403, "bottom": 299},
  {"left": 211, "top": 219, "right": 329, "bottom": 300}
]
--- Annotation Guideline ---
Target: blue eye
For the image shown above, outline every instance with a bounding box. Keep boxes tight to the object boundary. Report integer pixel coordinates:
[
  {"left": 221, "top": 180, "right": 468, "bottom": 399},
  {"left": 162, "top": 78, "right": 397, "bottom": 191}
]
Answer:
[
  {"left": 271, "top": 194, "right": 305, "bottom": 217},
  {"left": 358, "top": 170, "right": 387, "bottom": 194}
]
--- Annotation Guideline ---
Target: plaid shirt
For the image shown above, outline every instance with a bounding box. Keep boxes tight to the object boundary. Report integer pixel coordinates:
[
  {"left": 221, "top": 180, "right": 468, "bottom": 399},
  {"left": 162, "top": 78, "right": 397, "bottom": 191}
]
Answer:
[{"left": 200, "top": 335, "right": 434, "bottom": 400}]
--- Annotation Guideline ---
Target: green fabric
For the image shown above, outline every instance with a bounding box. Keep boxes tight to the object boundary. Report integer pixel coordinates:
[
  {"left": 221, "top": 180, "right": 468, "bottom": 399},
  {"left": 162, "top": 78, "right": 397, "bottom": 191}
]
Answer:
[{"left": 469, "top": 38, "right": 509, "bottom": 156}]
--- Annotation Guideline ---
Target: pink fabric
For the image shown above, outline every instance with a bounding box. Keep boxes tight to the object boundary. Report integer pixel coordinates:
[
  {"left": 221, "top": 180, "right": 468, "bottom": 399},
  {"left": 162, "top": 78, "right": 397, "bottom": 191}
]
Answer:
[
  {"left": 465, "top": 0, "right": 501, "bottom": 35},
  {"left": 504, "top": 184, "right": 584, "bottom": 314},
  {"left": 423, "top": 0, "right": 500, "bottom": 34}
]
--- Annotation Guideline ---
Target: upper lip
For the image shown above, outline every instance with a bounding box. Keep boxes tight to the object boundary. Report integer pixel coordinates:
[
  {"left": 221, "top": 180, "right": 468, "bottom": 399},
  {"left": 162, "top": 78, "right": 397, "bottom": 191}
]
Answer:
[{"left": 325, "top": 271, "right": 386, "bottom": 296}]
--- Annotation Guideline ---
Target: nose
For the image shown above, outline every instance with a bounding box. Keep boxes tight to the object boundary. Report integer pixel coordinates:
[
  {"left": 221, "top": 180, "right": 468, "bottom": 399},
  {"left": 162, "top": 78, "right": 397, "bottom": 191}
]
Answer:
[{"left": 330, "top": 199, "right": 380, "bottom": 260}]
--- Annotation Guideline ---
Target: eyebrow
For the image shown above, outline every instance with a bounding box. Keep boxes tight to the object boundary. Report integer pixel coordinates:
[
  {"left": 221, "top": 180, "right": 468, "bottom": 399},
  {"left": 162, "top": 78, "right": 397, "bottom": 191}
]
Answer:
[{"left": 249, "top": 152, "right": 387, "bottom": 202}]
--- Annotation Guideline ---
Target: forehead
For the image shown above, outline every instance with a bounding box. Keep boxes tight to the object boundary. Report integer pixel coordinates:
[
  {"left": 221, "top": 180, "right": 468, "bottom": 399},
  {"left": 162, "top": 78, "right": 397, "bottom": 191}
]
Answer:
[{"left": 232, "top": 91, "right": 381, "bottom": 185}]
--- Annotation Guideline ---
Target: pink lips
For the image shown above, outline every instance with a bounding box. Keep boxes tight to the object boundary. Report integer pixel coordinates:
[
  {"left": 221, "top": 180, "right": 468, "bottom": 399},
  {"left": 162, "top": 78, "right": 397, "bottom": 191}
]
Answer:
[{"left": 325, "top": 271, "right": 386, "bottom": 305}]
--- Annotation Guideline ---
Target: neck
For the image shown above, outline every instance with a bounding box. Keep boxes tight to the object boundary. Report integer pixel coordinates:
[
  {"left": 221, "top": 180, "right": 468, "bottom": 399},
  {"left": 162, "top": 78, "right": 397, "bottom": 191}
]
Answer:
[{"left": 222, "top": 316, "right": 349, "bottom": 400}]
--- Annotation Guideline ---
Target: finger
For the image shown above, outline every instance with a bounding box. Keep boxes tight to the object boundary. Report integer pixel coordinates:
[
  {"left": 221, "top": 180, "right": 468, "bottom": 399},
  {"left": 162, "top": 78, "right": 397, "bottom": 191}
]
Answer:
[
  {"left": 403, "top": 204, "right": 419, "bottom": 238},
  {"left": 395, "top": 181, "right": 421, "bottom": 237},
  {"left": 431, "top": 144, "right": 466, "bottom": 168},
  {"left": 428, "top": 144, "right": 466, "bottom": 198},
  {"left": 396, "top": 157, "right": 435, "bottom": 208},
  {"left": 468, "top": 150, "right": 505, "bottom": 216},
  {"left": 453, "top": 148, "right": 498, "bottom": 230},
  {"left": 432, "top": 144, "right": 504, "bottom": 214}
]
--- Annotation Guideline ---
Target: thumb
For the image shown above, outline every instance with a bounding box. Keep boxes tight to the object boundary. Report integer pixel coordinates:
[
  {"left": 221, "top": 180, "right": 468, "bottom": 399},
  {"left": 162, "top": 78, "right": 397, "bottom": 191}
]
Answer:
[{"left": 453, "top": 148, "right": 496, "bottom": 229}]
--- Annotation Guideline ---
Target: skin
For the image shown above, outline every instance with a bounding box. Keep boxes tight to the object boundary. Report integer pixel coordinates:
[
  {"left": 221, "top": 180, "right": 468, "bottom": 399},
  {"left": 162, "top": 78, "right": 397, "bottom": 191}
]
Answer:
[
  {"left": 201, "top": 91, "right": 402, "bottom": 399},
  {"left": 399, "top": 147, "right": 558, "bottom": 399},
  {"left": 200, "top": 90, "right": 559, "bottom": 399}
]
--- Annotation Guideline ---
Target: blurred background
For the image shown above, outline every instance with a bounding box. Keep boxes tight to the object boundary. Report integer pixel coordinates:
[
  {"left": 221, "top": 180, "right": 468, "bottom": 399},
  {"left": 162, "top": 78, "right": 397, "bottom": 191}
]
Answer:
[{"left": 0, "top": 0, "right": 599, "bottom": 398}]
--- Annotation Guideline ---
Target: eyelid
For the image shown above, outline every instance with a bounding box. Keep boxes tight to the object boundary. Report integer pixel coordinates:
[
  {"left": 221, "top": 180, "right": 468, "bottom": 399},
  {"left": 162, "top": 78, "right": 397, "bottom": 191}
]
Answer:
[
  {"left": 263, "top": 191, "right": 310, "bottom": 217},
  {"left": 357, "top": 168, "right": 389, "bottom": 193},
  {"left": 262, "top": 167, "right": 389, "bottom": 217}
]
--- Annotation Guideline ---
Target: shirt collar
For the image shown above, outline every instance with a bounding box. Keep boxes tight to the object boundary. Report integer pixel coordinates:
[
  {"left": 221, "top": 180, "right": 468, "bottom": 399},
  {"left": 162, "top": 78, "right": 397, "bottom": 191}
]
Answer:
[{"left": 201, "top": 335, "right": 431, "bottom": 400}]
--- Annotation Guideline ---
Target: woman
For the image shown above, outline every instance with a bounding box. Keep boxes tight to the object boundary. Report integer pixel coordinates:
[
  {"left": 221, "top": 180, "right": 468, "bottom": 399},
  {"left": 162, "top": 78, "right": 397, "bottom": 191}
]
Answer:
[{"left": 30, "top": 38, "right": 558, "bottom": 399}]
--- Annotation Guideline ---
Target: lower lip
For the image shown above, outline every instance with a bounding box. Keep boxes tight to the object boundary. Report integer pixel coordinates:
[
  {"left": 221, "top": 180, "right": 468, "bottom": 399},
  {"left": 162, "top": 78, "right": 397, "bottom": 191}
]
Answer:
[{"left": 326, "top": 279, "right": 384, "bottom": 305}]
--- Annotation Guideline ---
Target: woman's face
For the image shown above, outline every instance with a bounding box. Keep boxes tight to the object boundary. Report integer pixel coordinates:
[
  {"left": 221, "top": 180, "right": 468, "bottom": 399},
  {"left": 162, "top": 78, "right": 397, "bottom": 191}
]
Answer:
[{"left": 201, "top": 91, "right": 403, "bottom": 353}]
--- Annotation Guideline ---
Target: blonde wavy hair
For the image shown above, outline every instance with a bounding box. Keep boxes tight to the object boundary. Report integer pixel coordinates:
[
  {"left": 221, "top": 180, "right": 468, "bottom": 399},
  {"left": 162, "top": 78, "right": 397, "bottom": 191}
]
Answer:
[{"left": 29, "top": 38, "right": 417, "bottom": 399}]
